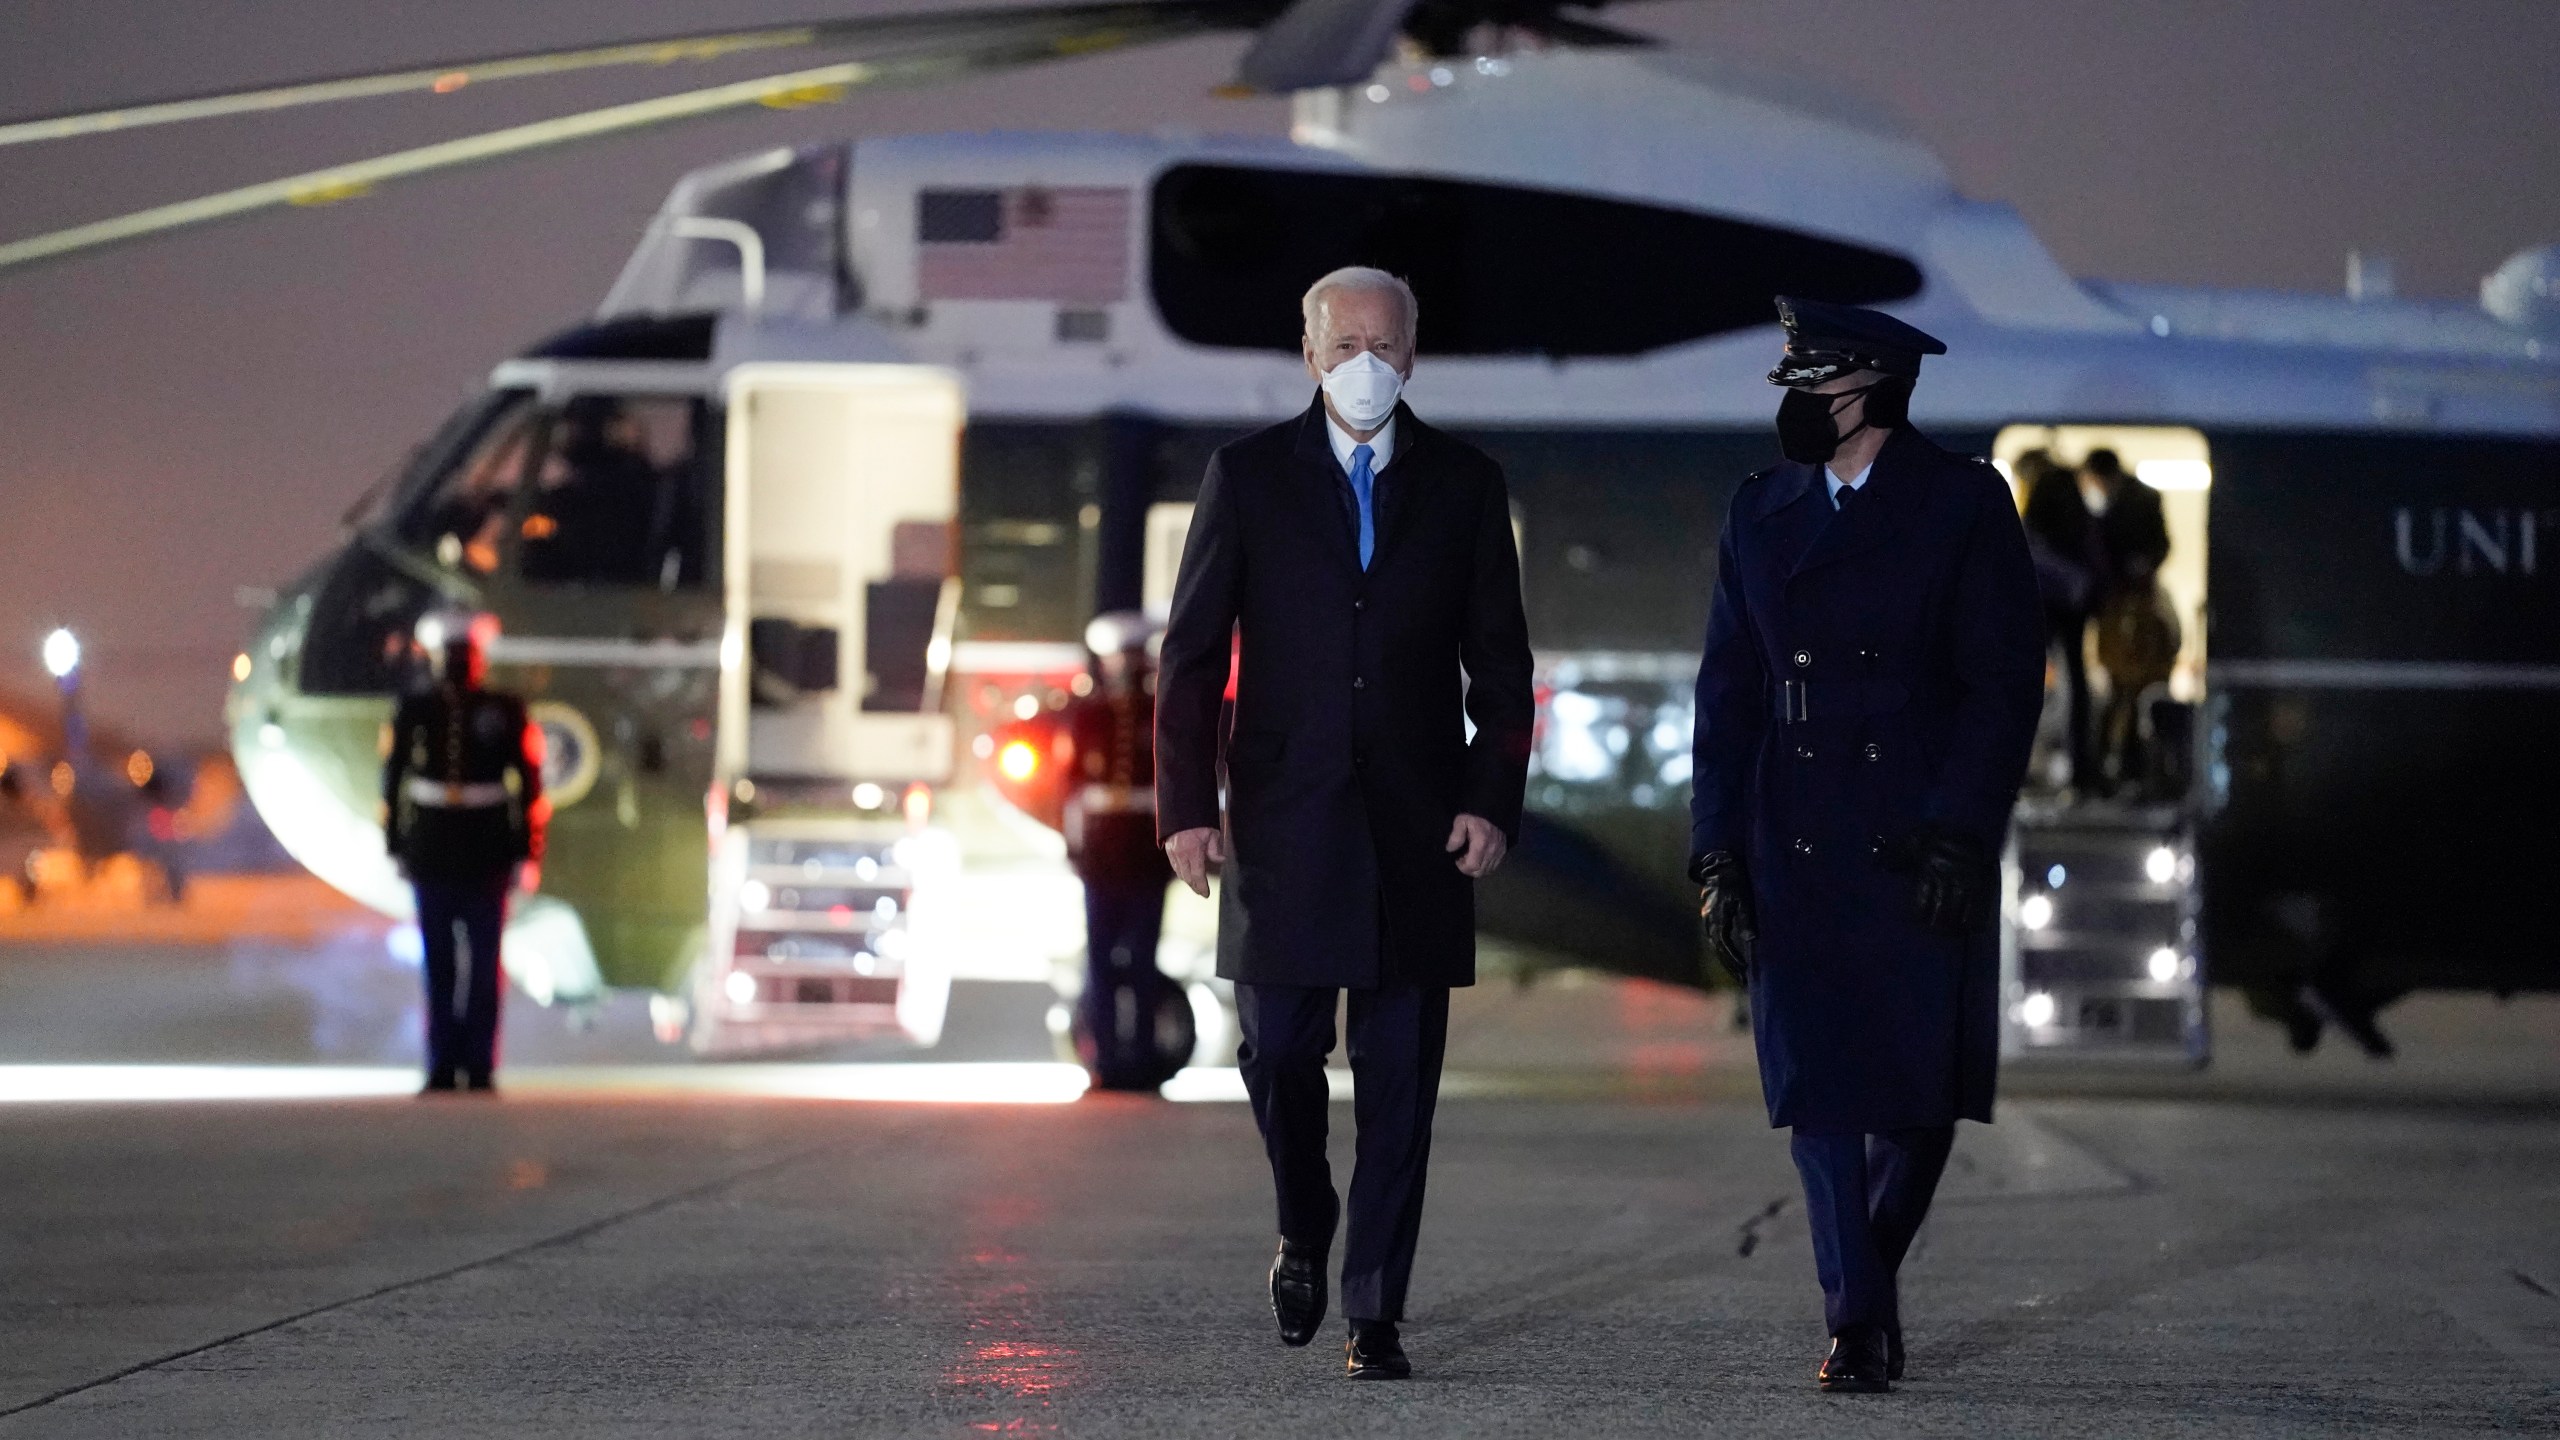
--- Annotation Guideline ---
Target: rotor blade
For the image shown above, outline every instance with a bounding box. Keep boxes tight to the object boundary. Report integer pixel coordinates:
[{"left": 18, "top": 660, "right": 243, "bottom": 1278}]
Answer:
[
  {"left": 1517, "top": 11, "right": 1654, "bottom": 47},
  {"left": 0, "top": 9, "right": 1224, "bottom": 278},
  {"left": 1234, "top": 0, "right": 1421, "bottom": 91},
  {"left": 0, "top": 1, "right": 1239, "bottom": 150}
]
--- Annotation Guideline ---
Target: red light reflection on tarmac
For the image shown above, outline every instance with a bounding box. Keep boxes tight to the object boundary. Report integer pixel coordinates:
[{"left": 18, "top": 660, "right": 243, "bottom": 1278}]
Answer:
[
  {"left": 942, "top": 1197, "right": 1078, "bottom": 1434},
  {"left": 1617, "top": 978, "right": 1712, "bottom": 1096}
]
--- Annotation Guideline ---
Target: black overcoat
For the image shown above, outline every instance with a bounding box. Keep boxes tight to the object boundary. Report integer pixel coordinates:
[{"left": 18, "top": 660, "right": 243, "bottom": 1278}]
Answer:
[
  {"left": 1156, "top": 399, "right": 1534, "bottom": 990},
  {"left": 1690, "top": 427, "right": 2044, "bottom": 1132}
]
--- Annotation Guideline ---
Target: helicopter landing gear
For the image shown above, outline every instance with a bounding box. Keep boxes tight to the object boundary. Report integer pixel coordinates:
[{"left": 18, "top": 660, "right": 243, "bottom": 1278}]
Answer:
[
  {"left": 1073, "top": 963, "right": 1195, "bottom": 1093},
  {"left": 2253, "top": 979, "right": 2400, "bottom": 1059},
  {"left": 2301, "top": 980, "right": 2398, "bottom": 1060}
]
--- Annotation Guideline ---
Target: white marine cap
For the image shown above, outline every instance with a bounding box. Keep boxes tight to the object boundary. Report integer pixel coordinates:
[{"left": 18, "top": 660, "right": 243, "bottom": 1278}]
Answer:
[{"left": 1083, "top": 609, "right": 1161, "bottom": 658}]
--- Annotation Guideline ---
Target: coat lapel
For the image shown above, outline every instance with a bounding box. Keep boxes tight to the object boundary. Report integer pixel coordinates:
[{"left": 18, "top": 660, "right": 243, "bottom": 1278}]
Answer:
[
  {"left": 1786, "top": 427, "right": 1927, "bottom": 581},
  {"left": 1754, "top": 462, "right": 1832, "bottom": 579},
  {"left": 1365, "top": 401, "right": 1429, "bottom": 574},
  {"left": 1286, "top": 397, "right": 1363, "bottom": 577}
]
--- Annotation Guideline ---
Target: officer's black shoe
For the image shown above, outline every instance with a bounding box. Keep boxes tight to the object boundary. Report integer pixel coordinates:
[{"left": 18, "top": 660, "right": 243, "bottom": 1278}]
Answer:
[
  {"left": 1886, "top": 1326, "right": 1905, "bottom": 1382},
  {"left": 418, "top": 1073, "right": 458, "bottom": 1097},
  {"left": 1345, "top": 1320, "right": 1411, "bottom": 1380},
  {"left": 464, "top": 1073, "right": 498, "bottom": 1096},
  {"left": 1270, "top": 1242, "right": 1327, "bottom": 1347},
  {"left": 1818, "top": 1325, "right": 1892, "bottom": 1393}
]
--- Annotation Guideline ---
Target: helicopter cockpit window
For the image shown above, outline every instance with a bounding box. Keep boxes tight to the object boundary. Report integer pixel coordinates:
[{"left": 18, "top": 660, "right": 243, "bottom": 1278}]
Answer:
[
  {"left": 518, "top": 395, "right": 713, "bottom": 590},
  {"left": 399, "top": 394, "right": 539, "bottom": 575}
]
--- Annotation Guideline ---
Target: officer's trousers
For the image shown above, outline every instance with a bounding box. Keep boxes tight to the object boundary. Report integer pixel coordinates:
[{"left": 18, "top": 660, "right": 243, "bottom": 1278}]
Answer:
[
  {"left": 413, "top": 875, "right": 508, "bottom": 1085},
  {"left": 1080, "top": 877, "right": 1169, "bottom": 1081},
  {"left": 1235, "top": 981, "right": 1448, "bottom": 1324},
  {"left": 1789, "top": 1125, "right": 1956, "bottom": 1336}
]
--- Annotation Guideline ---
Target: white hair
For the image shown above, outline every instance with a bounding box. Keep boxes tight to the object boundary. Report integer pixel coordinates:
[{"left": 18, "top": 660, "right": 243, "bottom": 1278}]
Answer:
[{"left": 1301, "top": 266, "right": 1419, "bottom": 348}]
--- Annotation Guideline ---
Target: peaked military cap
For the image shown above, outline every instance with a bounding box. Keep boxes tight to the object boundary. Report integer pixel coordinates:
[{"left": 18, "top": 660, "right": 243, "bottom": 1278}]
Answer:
[{"left": 1767, "top": 295, "right": 1947, "bottom": 387}]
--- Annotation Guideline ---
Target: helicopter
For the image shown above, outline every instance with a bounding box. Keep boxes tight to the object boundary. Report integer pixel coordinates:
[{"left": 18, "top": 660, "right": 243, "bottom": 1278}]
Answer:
[{"left": 4, "top": 0, "right": 2555, "bottom": 1059}]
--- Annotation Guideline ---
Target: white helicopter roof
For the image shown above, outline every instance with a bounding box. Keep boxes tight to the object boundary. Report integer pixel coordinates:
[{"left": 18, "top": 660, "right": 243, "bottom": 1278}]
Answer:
[
  {"left": 1291, "top": 47, "right": 1955, "bottom": 254},
  {"left": 576, "top": 45, "right": 2557, "bottom": 438}
]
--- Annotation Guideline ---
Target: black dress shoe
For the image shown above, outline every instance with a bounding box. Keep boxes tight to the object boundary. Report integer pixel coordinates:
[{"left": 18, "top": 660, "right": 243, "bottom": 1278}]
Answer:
[
  {"left": 1818, "top": 1324, "right": 1892, "bottom": 1393},
  {"left": 418, "top": 1074, "right": 458, "bottom": 1097},
  {"left": 1886, "top": 1326, "right": 1905, "bottom": 1382},
  {"left": 464, "top": 1073, "right": 498, "bottom": 1095},
  {"left": 1345, "top": 1320, "right": 1411, "bottom": 1380},
  {"left": 1269, "top": 1243, "right": 1327, "bottom": 1347}
]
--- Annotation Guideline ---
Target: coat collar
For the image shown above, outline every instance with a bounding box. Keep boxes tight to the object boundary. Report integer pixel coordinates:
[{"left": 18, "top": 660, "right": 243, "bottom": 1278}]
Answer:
[
  {"left": 1755, "top": 460, "right": 1821, "bottom": 519},
  {"left": 1784, "top": 426, "right": 1933, "bottom": 579},
  {"left": 1288, "top": 394, "right": 1435, "bottom": 576}
]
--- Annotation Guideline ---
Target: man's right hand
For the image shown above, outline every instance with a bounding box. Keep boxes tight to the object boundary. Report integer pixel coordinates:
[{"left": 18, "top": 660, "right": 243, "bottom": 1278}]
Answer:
[
  {"left": 1692, "top": 850, "right": 1757, "bottom": 984},
  {"left": 1166, "top": 827, "right": 1226, "bottom": 897}
]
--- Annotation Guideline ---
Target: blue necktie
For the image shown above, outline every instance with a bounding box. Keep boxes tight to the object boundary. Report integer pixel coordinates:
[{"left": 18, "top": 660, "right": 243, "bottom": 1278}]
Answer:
[{"left": 1349, "top": 443, "right": 1376, "bottom": 569}]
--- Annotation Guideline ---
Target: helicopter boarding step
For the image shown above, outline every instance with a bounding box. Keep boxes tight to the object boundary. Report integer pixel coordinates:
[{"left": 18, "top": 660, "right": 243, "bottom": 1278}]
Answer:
[
  {"left": 2003, "top": 797, "right": 2208, "bottom": 1067},
  {"left": 692, "top": 820, "right": 936, "bottom": 1055}
]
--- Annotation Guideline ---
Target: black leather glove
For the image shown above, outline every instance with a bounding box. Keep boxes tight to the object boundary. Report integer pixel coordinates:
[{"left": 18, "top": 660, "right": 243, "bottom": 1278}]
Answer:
[
  {"left": 1910, "top": 827, "right": 1994, "bottom": 936},
  {"left": 1691, "top": 850, "right": 1757, "bottom": 984}
]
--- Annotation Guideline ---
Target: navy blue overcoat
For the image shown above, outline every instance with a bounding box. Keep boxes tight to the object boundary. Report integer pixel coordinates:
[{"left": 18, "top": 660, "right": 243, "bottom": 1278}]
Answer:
[
  {"left": 1690, "top": 426, "right": 2045, "bottom": 1132},
  {"left": 1156, "top": 400, "right": 1535, "bottom": 990}
]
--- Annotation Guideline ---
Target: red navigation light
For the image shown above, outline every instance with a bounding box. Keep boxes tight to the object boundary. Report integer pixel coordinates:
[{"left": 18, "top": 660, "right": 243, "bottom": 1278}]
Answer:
[
  {"left": 998, "top": 739, "right": 1040, "bottom": 783},
  {"left": 985, "top": 710, "right": 1069, "bottom": 832}
]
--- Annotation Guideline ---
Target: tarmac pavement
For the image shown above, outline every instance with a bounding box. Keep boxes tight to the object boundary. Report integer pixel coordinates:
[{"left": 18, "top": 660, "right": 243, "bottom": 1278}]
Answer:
[{"left": 0, "top": 941, "right": 2552, "bottom": 1437}]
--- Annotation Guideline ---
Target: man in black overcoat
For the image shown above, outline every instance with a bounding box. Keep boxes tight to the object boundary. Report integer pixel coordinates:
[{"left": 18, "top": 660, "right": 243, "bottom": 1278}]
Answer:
[
  {"left": 1689, "top": 298, "right": 2044, "bottom": 1392},
  {"left": 1157, "top": 266, "right": 1534, "bottom": 1380}
]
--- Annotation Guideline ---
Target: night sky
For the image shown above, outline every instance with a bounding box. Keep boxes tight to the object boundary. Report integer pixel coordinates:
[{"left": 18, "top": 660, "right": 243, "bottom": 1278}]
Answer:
[{"left": 2, "top": 0, "right": 2555, "bottom": 744}]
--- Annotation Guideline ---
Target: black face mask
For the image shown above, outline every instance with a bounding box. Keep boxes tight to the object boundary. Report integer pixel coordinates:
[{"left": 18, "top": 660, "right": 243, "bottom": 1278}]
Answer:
[{"left": 1775, "top": 384, "right": 1878, "bottom": 465}]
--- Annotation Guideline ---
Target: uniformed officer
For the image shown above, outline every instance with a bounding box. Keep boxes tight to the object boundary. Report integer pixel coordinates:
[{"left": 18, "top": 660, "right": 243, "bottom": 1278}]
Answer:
[
  {"left": 1689, "top": 297, "right": 2045, "bottom": 1392},
  {"left": 1061, "top": 609, "right": 1186, "bottom": 1092},
  {"left": 381, "top": 611, "right": 546, "bottom": 1095}
]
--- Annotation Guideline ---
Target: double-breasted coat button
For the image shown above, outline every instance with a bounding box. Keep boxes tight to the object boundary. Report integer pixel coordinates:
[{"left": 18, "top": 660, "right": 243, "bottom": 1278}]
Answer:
[
  {"left": 1352, "top": 676, "right": 1366, "bottom": 689},
  {"left": 1863, "top": 742, "right": 1882, "bottom": 762},
  {"left": 1792, "top": 837, "right": 1813, "bottom": 856},
  {"left": 1353, "top": 599, "right": 1365, "bottom": 611},
  {"left": 1792, "top": 649, "right": 1811, "bottom": 668},
  {"left": 1795, "top": 744, "right": 1814, "bottom": 760}
]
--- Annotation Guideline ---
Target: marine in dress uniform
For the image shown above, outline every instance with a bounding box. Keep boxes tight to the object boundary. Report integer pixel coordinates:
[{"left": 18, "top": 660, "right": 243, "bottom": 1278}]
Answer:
[
  {"left": 381, "top": 612, "right": 546, "bottom": 1095},
  {"left": 1061, "top": 610, "right": 1185, "bottom": 1093},
  {"left": 1157, "top": 268, "right": 1534, "bottom": 1379},
  {"left": 1689, "top": 298, "right": 2045, "bottom": 1392}
]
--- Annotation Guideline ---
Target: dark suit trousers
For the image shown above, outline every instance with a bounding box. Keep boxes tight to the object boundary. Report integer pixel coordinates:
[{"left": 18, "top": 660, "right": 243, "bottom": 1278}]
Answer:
[
  {"left": 414, "top": 877, "right": 507, "bottom": 1084},
  {"left": 1789, "top": 1125, "right": 1956, "bottom": 1336},
  {"left": 1235, "top": 981, "right": 1449, "bottom": 1323}
]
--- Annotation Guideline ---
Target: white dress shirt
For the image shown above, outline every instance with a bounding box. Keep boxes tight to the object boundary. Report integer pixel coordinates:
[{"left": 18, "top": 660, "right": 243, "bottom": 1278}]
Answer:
[
  {"left": 1326, "top": 412, "right": 1397, "bottom": 477},
  {"left": 1825, "top": 460, "right": 1872, "bottom": 509}
]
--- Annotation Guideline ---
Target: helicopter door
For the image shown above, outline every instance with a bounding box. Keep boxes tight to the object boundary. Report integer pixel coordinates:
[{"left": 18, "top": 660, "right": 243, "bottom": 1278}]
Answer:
[
  {"left": 1993, "top": 423, "right": 2211, "bottom": 796},
  {"left": 721, "top": 363, "right": 963, "bottom": 785},
  {"left": 1992, "top": 424, "right": 2211, "bottom": 1067},
  {"left": 1141, "top": 502, "right": 1195, "bottom": 621}
]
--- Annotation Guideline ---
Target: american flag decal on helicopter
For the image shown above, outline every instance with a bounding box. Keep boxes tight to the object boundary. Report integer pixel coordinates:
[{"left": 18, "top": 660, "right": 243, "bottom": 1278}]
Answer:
[{"left": 915, "top": 186, "right": 1131, "bottom": 305}]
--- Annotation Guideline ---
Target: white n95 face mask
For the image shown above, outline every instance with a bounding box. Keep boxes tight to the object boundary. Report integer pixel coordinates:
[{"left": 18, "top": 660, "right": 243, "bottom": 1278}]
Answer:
[{"left": 1321, "top": 350, "right": 1405, "bottom": 429}]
